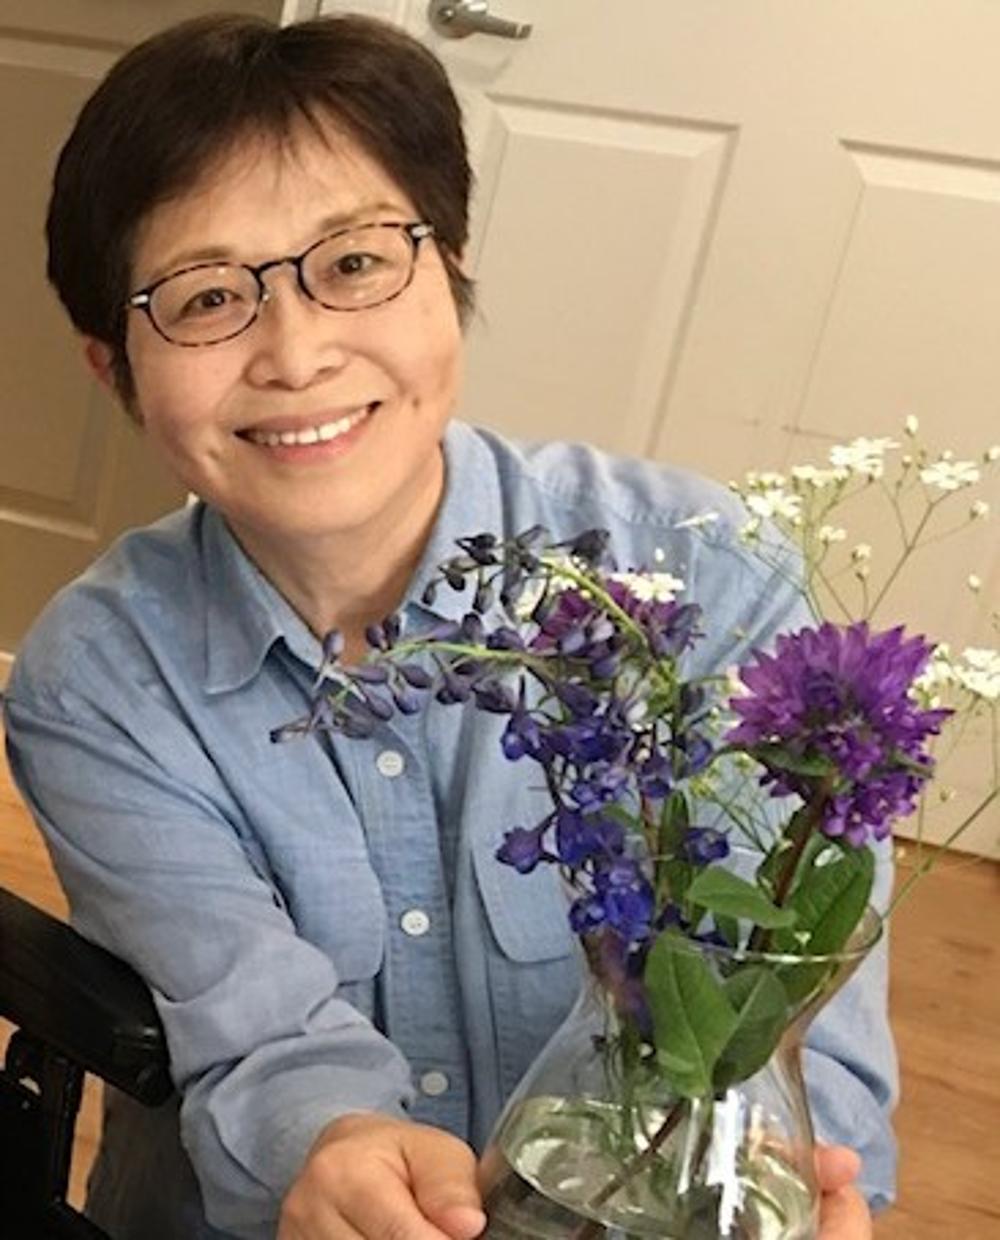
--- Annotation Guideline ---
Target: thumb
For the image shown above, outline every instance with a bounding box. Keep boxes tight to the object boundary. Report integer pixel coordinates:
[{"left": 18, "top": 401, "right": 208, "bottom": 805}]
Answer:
[
  {"left": 815, "top": 1143, "right": 862, "bottom": 1194},
  {"left": 406, "top": 1129, "right": 486, "bottom": 1239}
]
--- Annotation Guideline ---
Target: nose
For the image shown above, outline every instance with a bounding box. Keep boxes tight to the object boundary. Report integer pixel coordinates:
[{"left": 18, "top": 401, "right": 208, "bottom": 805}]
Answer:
[{"left": 244, "top": 265, "right": 351, "bottom": 391}]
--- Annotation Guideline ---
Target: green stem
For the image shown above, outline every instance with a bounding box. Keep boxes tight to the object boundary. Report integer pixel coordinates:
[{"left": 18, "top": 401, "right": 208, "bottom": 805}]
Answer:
[
  {"left": 569, "top": 1099, "right": 688, "bottom": 1239},
  {"left": 748, "top": 780, "right": 832, "bottom": 952},
  {"left": 866, "top": 497, "right": 938, "bottom": 620},
  {"left": 888, "top": 785, "right": 1000, "bottom": 914}
]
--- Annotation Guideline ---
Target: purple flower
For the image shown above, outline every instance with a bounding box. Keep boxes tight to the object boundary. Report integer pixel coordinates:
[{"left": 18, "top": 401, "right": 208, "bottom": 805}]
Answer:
[
  {"left": 501, "top": 706, "right": 549, "bottom": 762},
  {"left": 593, "top": 859, "right": 656, "bottom": 942},
  {"left": 554, "top": 808, "right": 625, "bottom": 867},
  {"left": 682, "top": 827, "right": 731, "bottom": 866},
  {"left": 496, "top": 826, "right": 549, "bottom": 874},
  {"left": 728, "top": 621, "right": 950, "bottom": 844}
]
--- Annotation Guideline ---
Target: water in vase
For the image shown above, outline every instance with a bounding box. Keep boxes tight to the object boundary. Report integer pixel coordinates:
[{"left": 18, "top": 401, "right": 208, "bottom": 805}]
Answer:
[{"left": 482, "top": 1095, "right": 816, "bottom": 1240}]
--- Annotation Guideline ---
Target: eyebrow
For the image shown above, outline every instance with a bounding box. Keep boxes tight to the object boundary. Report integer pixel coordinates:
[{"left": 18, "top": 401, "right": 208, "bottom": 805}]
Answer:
[{"left": 144, "top": 201, "right": 409, "bottom": 285}]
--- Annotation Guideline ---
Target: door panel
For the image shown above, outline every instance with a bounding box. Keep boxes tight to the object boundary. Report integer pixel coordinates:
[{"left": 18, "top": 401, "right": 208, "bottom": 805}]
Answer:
[
  {"left": 0, "top": 1, "right": 284, "bottom": 676},
  {"left": 329, "top": 0, "right": 1000, "bottom": 855}
]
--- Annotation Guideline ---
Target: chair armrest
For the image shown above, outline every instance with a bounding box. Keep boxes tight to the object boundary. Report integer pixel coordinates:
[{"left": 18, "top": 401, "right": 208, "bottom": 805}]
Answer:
[{"left": 0, "top": 887, "right": 172, "bottom": 1106}]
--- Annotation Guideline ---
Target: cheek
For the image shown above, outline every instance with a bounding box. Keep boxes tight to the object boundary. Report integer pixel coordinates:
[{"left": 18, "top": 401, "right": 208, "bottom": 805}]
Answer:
[
  {"left": 404, "top": 294, "right": 463, "bottom": 405},
  {"left": 130, "top": 352, "right": 237, "bottom": 438}
]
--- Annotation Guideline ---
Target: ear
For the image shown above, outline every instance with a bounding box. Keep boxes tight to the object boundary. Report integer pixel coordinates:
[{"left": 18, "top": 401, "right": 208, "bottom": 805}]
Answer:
[{"left": 82, "top": 337, "right": 117, "bottom": 391}]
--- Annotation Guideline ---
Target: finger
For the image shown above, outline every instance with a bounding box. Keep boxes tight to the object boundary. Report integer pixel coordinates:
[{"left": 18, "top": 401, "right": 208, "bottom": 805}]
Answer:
[
  {"left": 342, "top": 1172, "right": 467, "bottom": 1240},
  {"left": 815, "top": 1143, "right": 862, "bottom": 1194},
  {"left": 818, "top": 1185, "right": 872, "bottom": 1240},
  {"left": 280, "top": 1199, "right": 370, "bottom": 1240},
  {"left": 406, "top": 1130, "right": 485, "bottom": 1239}
]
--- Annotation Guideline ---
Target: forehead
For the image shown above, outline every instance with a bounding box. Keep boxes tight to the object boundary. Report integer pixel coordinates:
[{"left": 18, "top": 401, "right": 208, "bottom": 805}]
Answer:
[{"left": 130, "top": 123, "right": 413, "bottom": 281}]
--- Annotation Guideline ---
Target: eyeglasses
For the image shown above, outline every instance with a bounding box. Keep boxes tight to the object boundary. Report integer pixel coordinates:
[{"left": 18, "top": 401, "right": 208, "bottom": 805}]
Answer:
[{"left": 126, "top": 220, "right": 435, "bottom": 347}]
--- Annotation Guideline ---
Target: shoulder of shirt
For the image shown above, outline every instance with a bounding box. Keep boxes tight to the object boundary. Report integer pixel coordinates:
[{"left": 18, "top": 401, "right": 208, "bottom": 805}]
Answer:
[
  {"left": 465, "top": 422, "right": 750, "bottom": 546},
  {"left": 7, "top": 504, "right": 202, "bottom": 713}
]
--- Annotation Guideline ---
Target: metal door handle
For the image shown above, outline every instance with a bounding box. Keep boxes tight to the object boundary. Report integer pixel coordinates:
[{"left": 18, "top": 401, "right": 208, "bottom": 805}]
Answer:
[{"left": 428, "top": 0, "right": 532, "bottom": 40}]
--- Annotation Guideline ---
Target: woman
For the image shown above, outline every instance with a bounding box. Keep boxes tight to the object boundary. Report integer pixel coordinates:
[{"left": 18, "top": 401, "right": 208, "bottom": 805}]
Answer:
[{"left": 4, "top": 14, "right": 894, "bottom": 1240}]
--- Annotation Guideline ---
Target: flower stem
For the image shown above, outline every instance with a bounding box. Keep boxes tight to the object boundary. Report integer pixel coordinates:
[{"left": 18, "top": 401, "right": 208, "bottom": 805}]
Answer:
[
  {"left": 888, "top": 785, "right": 1000, "bottom": 913},
  {"left": 748, "top": 781, "right": 831, "bottom": 953},
  {"left": 568, "top": 1099, "right": 688, "bottom": 1239}
]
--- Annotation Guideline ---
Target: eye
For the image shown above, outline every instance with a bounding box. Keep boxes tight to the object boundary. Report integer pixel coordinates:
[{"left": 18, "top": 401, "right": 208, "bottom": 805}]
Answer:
[
  {"left": 180, "top": 287, "right": 243, "bottom": 318},
  {"left": 331, "top": 251, "right": 383, "bottom": 279}
]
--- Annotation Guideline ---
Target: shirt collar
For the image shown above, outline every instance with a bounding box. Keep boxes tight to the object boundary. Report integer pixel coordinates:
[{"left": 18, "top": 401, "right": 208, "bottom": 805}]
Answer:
[
  {"left": 402, "top": 420, "right": 506, "bottom": 624},
  {"left": 202, "top": 420, "right": 504, "bottom": 693},
  {"left": 202, "top": 506, "right": 322, "bottom": 695}
]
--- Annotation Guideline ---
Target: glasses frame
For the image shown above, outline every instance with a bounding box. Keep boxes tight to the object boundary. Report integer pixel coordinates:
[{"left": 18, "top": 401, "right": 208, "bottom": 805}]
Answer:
[{"left": 126, "top": 220, "right": 436, "bottom": 347}]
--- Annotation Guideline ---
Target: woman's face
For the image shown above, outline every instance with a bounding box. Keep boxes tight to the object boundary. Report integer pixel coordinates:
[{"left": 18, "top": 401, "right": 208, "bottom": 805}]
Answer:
[{"left": 121, "top": 125, "right": 463, "bottom": 555}]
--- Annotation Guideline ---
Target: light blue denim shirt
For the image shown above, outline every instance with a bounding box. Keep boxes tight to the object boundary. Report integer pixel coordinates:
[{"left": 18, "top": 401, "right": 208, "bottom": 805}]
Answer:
[{"left": 4, "top": 422, "right": 897, "bottom": 1238}]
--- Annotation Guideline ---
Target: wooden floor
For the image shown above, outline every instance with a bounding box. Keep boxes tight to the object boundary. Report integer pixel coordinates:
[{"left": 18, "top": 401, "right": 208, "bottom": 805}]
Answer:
[{"left": 1, "top": 739, "right": 998, "bottom": 1235}]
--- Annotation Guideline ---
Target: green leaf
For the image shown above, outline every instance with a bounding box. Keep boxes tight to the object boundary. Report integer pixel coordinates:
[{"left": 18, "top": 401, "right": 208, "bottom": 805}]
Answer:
[
  {"left": 756, "top": 829, "right": 830, "bottom": 902},
  {"left": 645, "top": 932, "right": 737, "bottom": 1098},
  {"left": 602, "top": 803, "right": 642, "bottom": 834},
  {"left": 659, "top": 857, "right": 694, "bottom": 906},
  {"left": 751, "top": 744, "right": 837, "bottom": 779},
  {"left": 775, "top": 842, "right": 875, "bottom": 955},
  {"left": 771, "top": 843, "right": 875, "bottom": 1005},
  {"left": 714, "top": 966, "right": 790, "bottom": 1090},
  {"left": 657, "top": 792, "right": 690, "bottom": 854},
  {"left": 686, "top": 868, "right": 797, "bottom": 930},
  {"left": 714, "top": 914, "right": 741, "bottom": 948}
]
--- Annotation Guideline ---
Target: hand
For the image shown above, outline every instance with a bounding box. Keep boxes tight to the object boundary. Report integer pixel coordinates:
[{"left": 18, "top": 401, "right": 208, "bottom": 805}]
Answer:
[
  {"left": 279, "top": 1111, "right": 486, "bottom": 1240},
  {"left": 817, "top": 1145, "right": 872, "bottom": 1239}
]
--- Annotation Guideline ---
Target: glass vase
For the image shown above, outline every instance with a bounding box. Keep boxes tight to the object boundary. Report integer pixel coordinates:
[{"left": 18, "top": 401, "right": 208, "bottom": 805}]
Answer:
[{"left": 480, "top": 907, "right": 882, "bottom": 1240}]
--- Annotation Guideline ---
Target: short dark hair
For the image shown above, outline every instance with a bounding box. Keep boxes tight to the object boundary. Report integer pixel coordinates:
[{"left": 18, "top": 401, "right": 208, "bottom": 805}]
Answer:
[{"left": 46, "top": 13, "right": 474, "bottom": 405}]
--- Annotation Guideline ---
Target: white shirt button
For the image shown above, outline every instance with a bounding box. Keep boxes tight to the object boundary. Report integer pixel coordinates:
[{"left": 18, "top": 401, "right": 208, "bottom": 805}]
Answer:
[
  {"left": 419, "top": 1070, "right": 450, "bottom": 1097},
  {"left": 400, "top": 908, "right": 431, "bottom": 937},
  {"left": 375, "top": 749, "right": 405, "bottom": 778}
]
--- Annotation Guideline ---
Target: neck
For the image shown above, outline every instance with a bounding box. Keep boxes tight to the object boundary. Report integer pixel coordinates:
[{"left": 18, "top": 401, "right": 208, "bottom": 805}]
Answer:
[{"left": 229, "top": 449, "right": 444, "bottom": 662}]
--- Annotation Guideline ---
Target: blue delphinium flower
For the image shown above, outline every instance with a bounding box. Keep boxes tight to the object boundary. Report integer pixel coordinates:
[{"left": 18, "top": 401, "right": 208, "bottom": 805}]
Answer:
[
  {"left": 727, "top": 621, "right": 951, "bottom": 845},
  {"left": 682, "top": 827, "right": 730, "bottom": 866}
]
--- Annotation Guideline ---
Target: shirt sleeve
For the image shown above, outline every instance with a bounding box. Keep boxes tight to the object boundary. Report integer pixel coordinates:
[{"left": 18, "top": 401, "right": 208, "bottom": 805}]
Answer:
[
  {"left": 688, "top": 524, "right": 899, "bottom": 1210},
  {"left": 3, "top": 690, "right": 415, "bottom": 1238}
]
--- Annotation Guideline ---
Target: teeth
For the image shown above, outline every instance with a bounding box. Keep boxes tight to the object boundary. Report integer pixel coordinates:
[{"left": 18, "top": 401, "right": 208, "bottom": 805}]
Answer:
[{"left": 246, "top": 405, "right": 372, "bottom": 448}]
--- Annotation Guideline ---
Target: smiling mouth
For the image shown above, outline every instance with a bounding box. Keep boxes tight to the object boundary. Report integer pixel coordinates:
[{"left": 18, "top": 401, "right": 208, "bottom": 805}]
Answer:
[{"left": 241, "top": 402, "right": 378, "bottom": 448}]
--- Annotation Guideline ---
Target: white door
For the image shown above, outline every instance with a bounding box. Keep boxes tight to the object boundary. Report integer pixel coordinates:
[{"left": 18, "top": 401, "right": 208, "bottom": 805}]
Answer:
[
  {"left": 0, "top": 1, "right": 283, "bottom": 682},
  {"left": 317, "top": 0, "right": 1000, "bottom": 856}
]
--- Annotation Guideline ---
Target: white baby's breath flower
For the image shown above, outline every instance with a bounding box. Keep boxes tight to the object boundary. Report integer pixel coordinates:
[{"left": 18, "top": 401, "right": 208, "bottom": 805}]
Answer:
[
  {"left": 739, "top": 517, "right": 762, "bottom": 544},
  {"left": 851, "top": 543, "right": 872, "bottom": 562},
  {"left": 913, "top": 647, "right": 954, "bottom": 691},
  {"left": 963, "top": 647, "right": 1000, "bottom": 672},
  {"left": 919, "top": 458, "right": 981, "bottom": 491},
  {"left": 789, "top": 464, "right": 849, "bottom": 488},
  {"left": 829, "top": 437, "right": 899, "bottom": 479},
  {"left": 673, "top": 511, "right": 720, "bottom": 531},
  {"left": 932, "top": 647, "right": 1000, "bottom": 701},
  {"left": 653, "top": 546, "right": 666, "bottom": 564},
  {"left": 968, "top": 574, "right": 983, "bottom": 592},
  {"left": 746, "top": 490, "right": 803, "bottom": 522},
  {"left": 745, "top": 470, "right": 786, "bottom": 490},
  {"left": 971, "top": 500, "right": 990, "bottom": 519},
  {"left": 724, "top": 665, "right": 746, "bottom": 698},
  {"left": 817, "top": 524, "right": 847, "bottom": 544},
  {"left": 904, "top": 414, "right": 920, "bottom": 437},
  {"left": 987, "top": 445, "right": 1000, "bottom": 462},
  {"left": 608, "top": 571, "right": 686, "bottom": 603}
]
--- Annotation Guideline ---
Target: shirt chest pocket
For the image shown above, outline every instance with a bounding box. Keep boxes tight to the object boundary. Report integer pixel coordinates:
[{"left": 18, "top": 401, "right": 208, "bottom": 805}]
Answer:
[{"left": 472, "top": 838, "right": 582, "bottom": 1097}]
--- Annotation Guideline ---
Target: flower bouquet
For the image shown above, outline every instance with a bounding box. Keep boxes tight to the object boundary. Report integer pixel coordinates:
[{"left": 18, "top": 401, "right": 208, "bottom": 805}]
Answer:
[{"left": 276, "top": 423, "right": 998, "bottom": 1238}]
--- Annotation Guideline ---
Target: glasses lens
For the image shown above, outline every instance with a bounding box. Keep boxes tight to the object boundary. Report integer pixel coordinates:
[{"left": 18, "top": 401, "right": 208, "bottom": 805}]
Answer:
[
  {"left": 150, "top": 265, "right": 259, "bottom": 344},
  {"left": 303, "top": 225, "right": 413, "bottom": 310}
]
